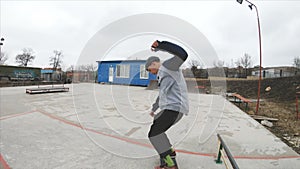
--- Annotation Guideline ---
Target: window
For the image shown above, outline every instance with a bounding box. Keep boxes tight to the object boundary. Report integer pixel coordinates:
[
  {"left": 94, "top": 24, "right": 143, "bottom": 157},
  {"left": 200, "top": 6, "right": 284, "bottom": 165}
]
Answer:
[
  {"left": 140, "top": 64, "right": 149, "bottom": 79},
  {"left": 116, "top": 64, "right": 130, "bottom": 78}
]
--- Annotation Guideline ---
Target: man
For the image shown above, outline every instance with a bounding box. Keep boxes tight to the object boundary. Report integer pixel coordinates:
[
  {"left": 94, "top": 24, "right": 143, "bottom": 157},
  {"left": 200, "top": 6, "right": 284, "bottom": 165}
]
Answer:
[{"left": 146, "top": 40, "right": 189, "bottom": 169}]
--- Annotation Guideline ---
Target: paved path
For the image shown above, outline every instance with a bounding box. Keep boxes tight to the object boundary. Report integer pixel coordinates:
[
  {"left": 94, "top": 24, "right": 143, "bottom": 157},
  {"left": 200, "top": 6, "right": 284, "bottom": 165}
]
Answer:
[{"left": 0, "top": 84, "right": 299, "bottom": 169}]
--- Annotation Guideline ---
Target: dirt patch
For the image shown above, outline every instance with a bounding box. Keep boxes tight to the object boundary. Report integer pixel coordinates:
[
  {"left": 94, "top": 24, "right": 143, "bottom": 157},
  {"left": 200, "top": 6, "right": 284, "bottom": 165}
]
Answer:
[
  {"left": 226, "top": 76, "right": 300, "bottom": 154},
  {"left": 226, "top": 76, "right": 300, "bottom": 102},
  {"left": 187, "top": 76, "right": 300, "bottom": 154},
  {"left": 246, "top": 101, "right": 300, "bottom": 154}
]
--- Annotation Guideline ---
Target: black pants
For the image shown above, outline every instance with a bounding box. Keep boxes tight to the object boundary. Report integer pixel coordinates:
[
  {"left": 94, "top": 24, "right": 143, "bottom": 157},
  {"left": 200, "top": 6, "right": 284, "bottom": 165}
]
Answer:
[{"left": 148, "top": 109, "right": 183, "bottom": 158}]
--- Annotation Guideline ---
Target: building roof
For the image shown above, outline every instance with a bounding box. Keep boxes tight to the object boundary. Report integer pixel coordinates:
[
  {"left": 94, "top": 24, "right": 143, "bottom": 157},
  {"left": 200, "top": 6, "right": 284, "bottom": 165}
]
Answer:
[
  {"left": 96, "top": 60, "right": 147, "bottom": 63},
  {"left": 0, "top": 65, "right": 41, "bottom": 69},
  {"left": 41, "top": 69, "right": 53, "bottom": 74}
]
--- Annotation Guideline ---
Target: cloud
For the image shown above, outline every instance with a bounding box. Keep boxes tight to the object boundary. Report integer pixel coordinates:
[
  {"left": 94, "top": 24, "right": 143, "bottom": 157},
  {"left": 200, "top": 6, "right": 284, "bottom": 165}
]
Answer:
[{"left": 1, "top": 1, "right": 300, "bottom": 68}]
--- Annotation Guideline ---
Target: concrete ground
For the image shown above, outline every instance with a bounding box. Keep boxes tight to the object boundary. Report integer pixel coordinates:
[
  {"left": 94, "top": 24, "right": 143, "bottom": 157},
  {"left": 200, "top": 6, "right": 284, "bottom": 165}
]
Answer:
[{"left": 0, "top": 83, "right": 299, "bottom": 169}]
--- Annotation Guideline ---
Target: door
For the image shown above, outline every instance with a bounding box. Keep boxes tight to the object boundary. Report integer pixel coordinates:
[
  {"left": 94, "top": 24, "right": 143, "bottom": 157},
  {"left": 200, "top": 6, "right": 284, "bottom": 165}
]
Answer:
[{"left": 109, "top": 67, "right": 114, "bottom": 82}]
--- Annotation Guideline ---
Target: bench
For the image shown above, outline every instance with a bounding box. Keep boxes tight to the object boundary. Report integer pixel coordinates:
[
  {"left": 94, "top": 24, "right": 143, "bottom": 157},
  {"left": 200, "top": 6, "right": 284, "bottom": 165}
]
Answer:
[
  {"left": 228, "top": 93, "right": 252, "bottom": 111},
  {"left": 25, "top": 86, "right": 69, "bottom": 94},
  {"left": 195, "top": 85, "right": 205, "bottom": 89}
]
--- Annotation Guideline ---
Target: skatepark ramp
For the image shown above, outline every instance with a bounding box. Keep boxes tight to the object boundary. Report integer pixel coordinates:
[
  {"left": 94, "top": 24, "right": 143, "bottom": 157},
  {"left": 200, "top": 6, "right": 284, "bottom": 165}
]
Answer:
[{"left": 215, "top": 133, "right": 240, "bottom": 169}]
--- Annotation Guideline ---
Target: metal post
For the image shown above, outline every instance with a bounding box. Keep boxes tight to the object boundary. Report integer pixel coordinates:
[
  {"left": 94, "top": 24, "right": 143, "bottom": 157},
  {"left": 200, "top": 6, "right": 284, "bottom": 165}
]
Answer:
[
  {"left": 251, "top": 2, "right": 263, "bottom": 115},
  {"left": 236, "top": 0, "right": 263, "bottom": 115},
  {"left": 216, "top": 134, "right": 240, "bottom": 169},
  {"left": 0, "top": 38, "right": 4, "bottom": 57},
  {"left": 215, "top": 142, "right": 223, "bottom": 164},
  {"left": 296, "top": 93, "right": 299, "bottom": 120}
]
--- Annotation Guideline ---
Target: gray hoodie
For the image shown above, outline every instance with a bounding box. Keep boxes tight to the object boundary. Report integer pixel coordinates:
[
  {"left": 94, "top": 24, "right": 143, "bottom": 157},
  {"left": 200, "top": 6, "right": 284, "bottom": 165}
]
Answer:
[{"left": 151, "top": 41, "right": 189, "bottom": 115}]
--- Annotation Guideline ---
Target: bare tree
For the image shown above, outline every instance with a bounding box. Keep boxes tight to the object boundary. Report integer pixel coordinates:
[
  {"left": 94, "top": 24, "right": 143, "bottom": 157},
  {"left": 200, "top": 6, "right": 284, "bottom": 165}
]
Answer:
[
  {"left": 66, "top": 65, "right": 75, "bottom": 82},
  {"left": 76, "top": 64, "right": 97, "bottom": 72},
  {"left": 238, "top": 53, "right": 253, "bottom": 77},
  {"left": 188, "top": 59, "right": 201, "bottom": 72},
  {"left": 188, "top": 59, "right": 201, "bottom": 68},
  {"left": 0, "top": 52, "right": 8, "bottom": 65},
  {"left": 15, "top": 48, "right": 35, "bottom": 67},
  {"left": 85, "top": 64, "right": 97, "bottom": 82},
  {"left": 74, "top": 64, "right": 97, "bottom": 82},
  {"left": 213, "top": 60, "right": 224, "bottom": 68},
  {"left": 75, "top": 65, "right": 85, "bottom": 71},
  {"left": 50, "top": 50, "right": 63, "bottom": 71},
  {"left": 235, "top": 59, "right": 241, "bottom": 67},
  {"left": 67, "top": 65, "right": 75, "bottom": 72},
  {"left": 235, "top": 58, "right": 243, "bottom": 78},
  {"left": 85, "top": 63, "right": 97, "bottom": 72},
  {"left": 241, "top": 53, "right": 252, "bottom": 69},
  {"left": 293, "top": 56, "right": 300, "bottom": 69},
  {"left": 187, "top": 59, "right": 203, "bottom": 77}
]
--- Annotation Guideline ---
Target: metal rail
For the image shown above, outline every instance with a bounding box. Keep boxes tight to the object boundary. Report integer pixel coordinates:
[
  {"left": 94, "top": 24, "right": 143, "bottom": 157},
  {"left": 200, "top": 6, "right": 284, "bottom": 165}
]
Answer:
[
  {"left": 296, "top": 92, "right": 300, "bottom": 120},
  {"left": 215, "top": 134, "right": 240, "bottom": 169}
]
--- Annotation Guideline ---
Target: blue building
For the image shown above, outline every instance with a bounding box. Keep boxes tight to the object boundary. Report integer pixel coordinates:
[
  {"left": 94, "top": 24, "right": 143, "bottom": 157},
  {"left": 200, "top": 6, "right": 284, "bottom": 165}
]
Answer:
[{"left": 97, "top": 60, "right": 156, "bottom": 86}]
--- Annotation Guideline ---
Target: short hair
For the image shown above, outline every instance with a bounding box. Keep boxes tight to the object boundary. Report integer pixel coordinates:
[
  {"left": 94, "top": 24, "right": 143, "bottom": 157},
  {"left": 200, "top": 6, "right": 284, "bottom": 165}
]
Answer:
[{"left": 145, "top": 56, "right": 160, "bottom": 70}]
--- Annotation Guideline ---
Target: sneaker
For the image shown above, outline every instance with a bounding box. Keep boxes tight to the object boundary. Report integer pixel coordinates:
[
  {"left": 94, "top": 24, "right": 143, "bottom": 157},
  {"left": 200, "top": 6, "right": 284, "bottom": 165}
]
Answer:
[
  {"left": 160, "top": 158, "right": 177, "bottom": 168},
  {"left": 170, "top": 148, "right": 176, "bottom": 158},
  {"left": 155, "top": 166, "right": 178, "bottom": 169},
  {"left": 159, "top": 149, "right": 177, "bottom": 168},
  {"left": 163, "top": 155, "right": 176, "bottom": 168}
]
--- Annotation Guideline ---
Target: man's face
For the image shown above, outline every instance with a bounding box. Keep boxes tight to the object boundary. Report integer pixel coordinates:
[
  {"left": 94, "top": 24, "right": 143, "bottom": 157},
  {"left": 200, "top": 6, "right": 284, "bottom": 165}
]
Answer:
[{"left": 147, "top": 61, "right": 160, "bottom": 75}]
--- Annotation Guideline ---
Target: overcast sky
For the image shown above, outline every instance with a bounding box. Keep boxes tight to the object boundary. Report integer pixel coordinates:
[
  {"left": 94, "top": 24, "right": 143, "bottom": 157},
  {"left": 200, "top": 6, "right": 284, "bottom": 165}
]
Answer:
[{"left": 1, "top": 0, "right": 300, "bottom": 69}]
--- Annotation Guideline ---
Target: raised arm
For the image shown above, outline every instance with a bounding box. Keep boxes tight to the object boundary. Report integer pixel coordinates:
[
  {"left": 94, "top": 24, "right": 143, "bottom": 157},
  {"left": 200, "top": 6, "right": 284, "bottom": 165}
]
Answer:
[{"left": 151, "top": 40, "right": 188, "bottom": 71}]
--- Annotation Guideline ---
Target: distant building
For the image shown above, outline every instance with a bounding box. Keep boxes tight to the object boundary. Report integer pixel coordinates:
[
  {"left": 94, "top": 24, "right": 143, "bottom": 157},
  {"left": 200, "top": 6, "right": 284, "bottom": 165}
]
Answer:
[
  {"left": 41, "top": 68, "right": 63, "bottom": 81},
  {"left": 97, "top": 60, "right": 156, "bottom": 86},
  {"left": 251, "top": 66, "right": 299, "bottom": 78},
  {"left": 0, "top": 65, "right": 41, "bottom": 81},
  {"left": 182, "top": 66, "right": 300, "bottom": 79}
]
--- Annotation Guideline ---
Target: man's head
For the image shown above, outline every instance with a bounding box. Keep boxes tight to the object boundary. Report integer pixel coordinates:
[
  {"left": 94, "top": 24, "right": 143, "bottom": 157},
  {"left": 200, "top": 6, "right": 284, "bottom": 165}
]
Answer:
[{"left": 145, "top": 56, "right": 160, "bottom": 75}]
